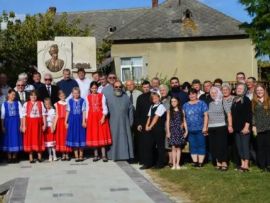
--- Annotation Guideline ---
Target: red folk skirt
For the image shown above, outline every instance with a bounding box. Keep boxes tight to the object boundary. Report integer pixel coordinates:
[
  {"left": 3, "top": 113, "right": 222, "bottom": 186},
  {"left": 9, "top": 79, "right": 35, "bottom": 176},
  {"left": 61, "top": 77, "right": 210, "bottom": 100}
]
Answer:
[
  {"left": 44, "top": 127, "right": 56, "bottom": 147},
  {"left": 86, "top": 111, "right": 112, "bottom": 147},
  {"left": 55, "top": 117, "right": 72, "bottom": 153},
  {"left": 24, "top": 117, "right": 45, "bottom": 152}
]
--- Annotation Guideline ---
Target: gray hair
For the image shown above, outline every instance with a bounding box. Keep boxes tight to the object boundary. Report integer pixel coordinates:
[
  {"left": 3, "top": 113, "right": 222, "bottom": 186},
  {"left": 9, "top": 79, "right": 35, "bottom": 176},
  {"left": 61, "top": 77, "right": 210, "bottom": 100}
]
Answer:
[
  {"left": 221, "top": 83, "right": 232, "bottom": 90},
  {"left": 16, "top": 80, "right": 24, "bottom": 85},
  {"left": 159, "top": 84, "right": 169, "bottom": 93},
  {"left": 44, "top": 73, "right": 53, "bottom": 79},
  {"left": 18, "top": 72, "right": 28, "bottom": 80}
]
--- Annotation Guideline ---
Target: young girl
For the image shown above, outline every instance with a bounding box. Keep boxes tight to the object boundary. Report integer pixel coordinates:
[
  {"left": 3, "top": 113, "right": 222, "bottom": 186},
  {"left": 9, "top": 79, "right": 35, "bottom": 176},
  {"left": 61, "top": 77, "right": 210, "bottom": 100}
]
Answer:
[
  {"left": 1, "top": 89, "right": 23, "bottom": 163},
  {"left": 44, "top": 98, "right": 57, "bottom": 162},
  {"left": 86, "top": 81, "right": 112, "bottom": 162},
  {"left": 22, "top": 90, "right": 46, "bottom": 163},
  {"left": 166, "top": 97, "right": 188, "bottom": 170},
  {"left": 142, "top": 92, "right": 166, "bottom": 170},
  {"left": 65, "top": 87, "right": 86, "bottom": 162},
  {"left": 54, "top": 90, "right": 72, "bottom": 161}
]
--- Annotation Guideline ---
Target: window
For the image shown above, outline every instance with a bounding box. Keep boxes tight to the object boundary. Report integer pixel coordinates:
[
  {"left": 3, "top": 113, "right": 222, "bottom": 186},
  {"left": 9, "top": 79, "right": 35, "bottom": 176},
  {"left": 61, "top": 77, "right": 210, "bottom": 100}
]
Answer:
[{"left": 120, "top": 57, "right": 143, "bottom": 82}]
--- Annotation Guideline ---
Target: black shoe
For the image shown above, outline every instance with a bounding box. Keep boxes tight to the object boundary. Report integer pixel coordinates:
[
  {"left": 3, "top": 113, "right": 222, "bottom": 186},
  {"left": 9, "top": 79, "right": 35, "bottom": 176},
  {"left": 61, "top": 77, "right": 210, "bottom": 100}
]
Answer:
[
  {"left": 79, "top": 158, "right": 84, "bottom": 162},
  {"left": 75, "top": 159, "right": 80, "bottom": 162},
  {"left": 37, "top": 159, "right": 43, "bottom": 163},
  {"left": 93, "top": 156, "right": 100, "bottom": 162},
  {"left": 102, "top": 157, "right": 108, "bottom": 162},
  {"left": 192, "top": 162, "right": 198, "bottom": 167},
  {"left": 154, "top": 165, "right": 164, "bottom": 169},
  {"left": 197, "top": 163, "right": 203, "bottom": 168},
  {"left": 30, "top": 160, "right": 36, "bottom": 164},
  {"left": 140, "top": 165, "right": 152, "bottom": 170}
]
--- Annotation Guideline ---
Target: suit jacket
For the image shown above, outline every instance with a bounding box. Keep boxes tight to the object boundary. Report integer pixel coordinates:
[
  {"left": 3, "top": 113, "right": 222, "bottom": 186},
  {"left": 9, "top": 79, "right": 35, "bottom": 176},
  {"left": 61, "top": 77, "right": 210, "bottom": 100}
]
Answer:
[
  {"left": 135, "top": 92, "right": 152, "bottom": 128},
  {"left": 126, "top": 89, "right": 142, "bottom": 110},
  {"left": 38, "top": 85, "right": 59, "bottom": 104},
  {"left": 15, "top": 91, "right": 30, "bottom": 105}
]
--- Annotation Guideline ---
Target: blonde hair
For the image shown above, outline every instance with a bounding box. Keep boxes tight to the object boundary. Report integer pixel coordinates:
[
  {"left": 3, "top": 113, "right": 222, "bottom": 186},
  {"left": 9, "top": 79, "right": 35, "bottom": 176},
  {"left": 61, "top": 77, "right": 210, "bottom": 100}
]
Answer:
[{"left": 72, "top": 87, "right": 80, "bottom": 93}]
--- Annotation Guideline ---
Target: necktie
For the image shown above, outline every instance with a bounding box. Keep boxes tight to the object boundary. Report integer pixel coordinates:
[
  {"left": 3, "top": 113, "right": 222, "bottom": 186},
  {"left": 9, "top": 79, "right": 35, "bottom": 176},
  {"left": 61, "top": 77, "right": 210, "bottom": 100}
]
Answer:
[
  {"left": 130, "top": 91, "right": 133, "bottom": 105},
  {"left": 20, "top": 92, "right": 24, "bottom": 102},
  {"left": 47, "top": 86, "right": 51, "bottom": 96}
]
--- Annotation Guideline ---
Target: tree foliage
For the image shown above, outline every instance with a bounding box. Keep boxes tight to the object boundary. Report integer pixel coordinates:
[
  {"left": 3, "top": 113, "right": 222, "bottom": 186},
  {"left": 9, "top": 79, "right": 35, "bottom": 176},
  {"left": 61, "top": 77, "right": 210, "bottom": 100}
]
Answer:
[
  {"left": 0, "top": 10, "right": 89, "bottom": 82},
  {"left": 240, "top": 0, "right": 270, "bottom": 57}
]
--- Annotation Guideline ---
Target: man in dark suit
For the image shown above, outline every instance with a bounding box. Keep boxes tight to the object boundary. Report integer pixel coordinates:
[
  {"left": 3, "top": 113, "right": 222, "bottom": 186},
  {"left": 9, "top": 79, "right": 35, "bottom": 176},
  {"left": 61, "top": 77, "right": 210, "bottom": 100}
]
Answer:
[
  {"left": 38, "top": 73, "right": 59, "bottom": 104},
  {"left": 15, "top": 80, "right": 30, "bottom": 105}
]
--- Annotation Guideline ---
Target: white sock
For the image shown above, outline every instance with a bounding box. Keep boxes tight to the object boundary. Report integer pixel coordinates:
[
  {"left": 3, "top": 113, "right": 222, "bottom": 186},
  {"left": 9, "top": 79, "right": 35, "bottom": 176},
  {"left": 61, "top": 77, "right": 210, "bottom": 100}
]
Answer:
[
  {"left": 52, "top": 148, "right": 57, "bottom": 160},
  {"left": 47, "top": 148, "right": 52, "bottom": 158}
]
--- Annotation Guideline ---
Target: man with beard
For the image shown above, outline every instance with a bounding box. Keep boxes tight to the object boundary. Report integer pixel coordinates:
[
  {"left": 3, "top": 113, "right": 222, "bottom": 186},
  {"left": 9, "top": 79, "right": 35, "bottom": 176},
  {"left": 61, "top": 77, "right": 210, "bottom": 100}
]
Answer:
[
  {"left": 168, "top": 77, "right": 189, "bottom": 105},
  {"left": 135, "top": 81, "right": 152, "bottom": 165},
  {"left": 102, "top": 73, "right": 117, "bottom": 98},
  {"left": 106, "top": 80, "right": 134, "bottom": 161}
]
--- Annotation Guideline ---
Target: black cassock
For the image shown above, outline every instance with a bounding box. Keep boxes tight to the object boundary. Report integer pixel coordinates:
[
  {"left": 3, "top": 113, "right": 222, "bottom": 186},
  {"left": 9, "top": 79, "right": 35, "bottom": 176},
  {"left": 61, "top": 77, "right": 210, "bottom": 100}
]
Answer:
[{"left": 135, "top": 92, "right": 152, "bottom": 164}]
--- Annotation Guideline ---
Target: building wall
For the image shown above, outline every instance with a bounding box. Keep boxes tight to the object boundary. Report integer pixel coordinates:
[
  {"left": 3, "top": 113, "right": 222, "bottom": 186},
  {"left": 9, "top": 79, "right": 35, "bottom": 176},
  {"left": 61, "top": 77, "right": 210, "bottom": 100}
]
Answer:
[{"left": 111, "top": 38, "right": 257, "bottom": 82}]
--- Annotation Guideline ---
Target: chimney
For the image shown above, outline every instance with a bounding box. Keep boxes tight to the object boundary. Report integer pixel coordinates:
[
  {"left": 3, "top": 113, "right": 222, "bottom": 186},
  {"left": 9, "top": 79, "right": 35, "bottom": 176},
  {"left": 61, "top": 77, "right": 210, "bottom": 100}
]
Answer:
[
  {"left": 48, "top": 7, "right": 57, "bottom": 14},
  {"left": 152, "top": 0, "right": 158, "bottom": 8}
]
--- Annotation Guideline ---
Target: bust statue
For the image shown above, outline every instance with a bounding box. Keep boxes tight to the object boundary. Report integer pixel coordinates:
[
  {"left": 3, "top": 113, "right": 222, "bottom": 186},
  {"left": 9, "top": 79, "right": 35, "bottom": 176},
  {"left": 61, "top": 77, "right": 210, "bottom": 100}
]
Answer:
[{"left": 45, "top": 44, "right": 64, "bottom": 72}]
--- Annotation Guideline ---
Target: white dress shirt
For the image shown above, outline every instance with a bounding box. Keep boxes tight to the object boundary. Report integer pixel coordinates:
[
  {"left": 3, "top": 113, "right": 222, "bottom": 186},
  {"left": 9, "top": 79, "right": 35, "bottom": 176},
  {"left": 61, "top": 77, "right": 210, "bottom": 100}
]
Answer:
[{"left": 76, "top": 78, "right": 92, "bottom": 99}]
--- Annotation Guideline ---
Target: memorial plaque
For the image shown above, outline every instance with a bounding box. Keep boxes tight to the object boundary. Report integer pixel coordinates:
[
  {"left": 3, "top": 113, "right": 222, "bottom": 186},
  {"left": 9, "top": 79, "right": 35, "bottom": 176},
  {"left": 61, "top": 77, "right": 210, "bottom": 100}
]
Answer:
[{"left": 37, "top": 41, "right": 72, "bottom": 80}]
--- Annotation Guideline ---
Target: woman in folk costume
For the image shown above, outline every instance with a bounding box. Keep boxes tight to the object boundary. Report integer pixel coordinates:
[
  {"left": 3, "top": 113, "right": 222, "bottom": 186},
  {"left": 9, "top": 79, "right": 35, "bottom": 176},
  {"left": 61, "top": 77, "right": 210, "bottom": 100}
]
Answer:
[
  {"left": 86, "top": 81, "right": 112, "bottom": 162},
  {"left": 65, "top": 87, "right": 86, "bottom": 162},
  {"left": 1, "top": 89, "right": 23, "bottom": 163},
  {"left": 22, "top": 90, "right": 46, "bottom": 163},
  {"left": 54, "top": 90, "right": 72, "bottom": 161}
]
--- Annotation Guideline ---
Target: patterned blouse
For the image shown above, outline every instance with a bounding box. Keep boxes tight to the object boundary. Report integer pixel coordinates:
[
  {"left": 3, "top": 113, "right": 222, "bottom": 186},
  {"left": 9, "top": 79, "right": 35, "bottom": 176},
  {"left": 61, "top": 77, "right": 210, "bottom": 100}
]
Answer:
[
  {"left": 253, "top": 101, "right": 270, "bottom": 133},
  {"left": 208, "top": 100, "right": 231, "bottom": 128},
  {"left": 183, "top": 100, "right": 208, "bottom": 132}
]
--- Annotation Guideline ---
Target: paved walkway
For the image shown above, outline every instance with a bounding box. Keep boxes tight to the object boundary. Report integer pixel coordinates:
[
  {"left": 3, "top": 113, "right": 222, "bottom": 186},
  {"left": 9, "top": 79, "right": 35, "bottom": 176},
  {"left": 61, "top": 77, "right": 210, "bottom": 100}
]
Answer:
[{"left": 0, "top": 159, "right": 173, "bottom": 203}]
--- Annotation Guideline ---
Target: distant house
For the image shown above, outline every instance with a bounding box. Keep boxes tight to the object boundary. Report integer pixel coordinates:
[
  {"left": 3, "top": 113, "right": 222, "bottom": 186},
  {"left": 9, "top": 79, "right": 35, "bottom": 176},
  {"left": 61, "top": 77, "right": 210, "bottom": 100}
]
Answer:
[{"left": 65, "top": 0, "right": 257, "bottom": 82}]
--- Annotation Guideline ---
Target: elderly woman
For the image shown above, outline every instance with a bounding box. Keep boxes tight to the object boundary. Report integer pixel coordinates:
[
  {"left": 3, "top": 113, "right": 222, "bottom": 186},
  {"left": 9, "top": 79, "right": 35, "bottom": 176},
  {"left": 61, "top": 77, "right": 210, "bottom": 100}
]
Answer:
[
  {"left": 160, "top": 84, "right": 170, "bottom": 110},
  {"left": 222, "top": 83, "right": 237, "bottom": 164},
  {"left": 183, "top": 88, "right": 208, "bottom": 167},
  {"left": 208, "top": 87, "right": 233, "bottom": 171},
  {"left": 222, "top": 83, "right": 234, "bottom": 107},
  {"left": 159, "top": 84, "right": 172, "bottom": 166},
  {"left": 231, "top": 83, "right": 252, "bottom": 172}
]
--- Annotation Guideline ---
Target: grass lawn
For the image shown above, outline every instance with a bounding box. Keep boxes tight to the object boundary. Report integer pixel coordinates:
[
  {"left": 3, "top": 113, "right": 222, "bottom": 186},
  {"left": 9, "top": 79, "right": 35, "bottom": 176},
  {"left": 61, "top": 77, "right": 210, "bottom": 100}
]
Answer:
[{"left": 150, "top": 164, "right": 270, "bottom": 203}]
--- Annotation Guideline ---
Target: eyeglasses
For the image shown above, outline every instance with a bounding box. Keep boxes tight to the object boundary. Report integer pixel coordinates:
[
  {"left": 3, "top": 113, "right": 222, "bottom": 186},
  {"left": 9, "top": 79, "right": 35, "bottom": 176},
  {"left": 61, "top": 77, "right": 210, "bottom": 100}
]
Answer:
[
  {"left": 108, "top": 77, "right": 116, "bottom": 79},
  {"left": 45, "top": 78, "right": 52, "bottom": 81},
  {"left": 16, "top": 84, "right": 25, "bottom": 87},
  {"left": 114, "top": 86, "right": 122, "bottom": 89}
]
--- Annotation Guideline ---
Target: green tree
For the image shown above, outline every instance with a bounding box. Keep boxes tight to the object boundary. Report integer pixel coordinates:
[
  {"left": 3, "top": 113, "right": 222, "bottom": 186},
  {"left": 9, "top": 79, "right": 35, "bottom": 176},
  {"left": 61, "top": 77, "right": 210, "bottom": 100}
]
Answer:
[
  {"left": 0, "top": 9, "right": 89, "bottom": 83},
  {"left": 240, "top": 0, "right": 270, "bottom": 57}
]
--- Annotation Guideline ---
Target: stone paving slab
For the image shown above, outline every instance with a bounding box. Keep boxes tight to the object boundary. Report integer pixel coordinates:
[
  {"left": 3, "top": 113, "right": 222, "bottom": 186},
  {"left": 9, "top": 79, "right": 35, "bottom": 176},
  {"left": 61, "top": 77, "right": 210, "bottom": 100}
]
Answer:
[{"left": 0, "top": 160, "right": 172, "bottom": 203}]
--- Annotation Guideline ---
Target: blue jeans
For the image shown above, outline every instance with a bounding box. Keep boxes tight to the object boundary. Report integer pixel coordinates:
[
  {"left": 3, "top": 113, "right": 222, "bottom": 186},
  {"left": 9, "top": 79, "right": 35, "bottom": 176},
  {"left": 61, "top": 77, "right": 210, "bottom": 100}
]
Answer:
[{"left": 188, "top": 130, "right": 206, "bottom": 155}]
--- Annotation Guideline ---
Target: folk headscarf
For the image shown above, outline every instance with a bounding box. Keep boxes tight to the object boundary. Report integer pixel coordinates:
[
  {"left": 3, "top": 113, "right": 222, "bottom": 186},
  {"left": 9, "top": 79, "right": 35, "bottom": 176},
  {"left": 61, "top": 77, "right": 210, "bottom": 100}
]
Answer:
[
  {"left": 210, "top": 86, "right": 223, "bottom": 104},
  {"left": 233, "top": 83, "right": 247, "bottom": 104}
]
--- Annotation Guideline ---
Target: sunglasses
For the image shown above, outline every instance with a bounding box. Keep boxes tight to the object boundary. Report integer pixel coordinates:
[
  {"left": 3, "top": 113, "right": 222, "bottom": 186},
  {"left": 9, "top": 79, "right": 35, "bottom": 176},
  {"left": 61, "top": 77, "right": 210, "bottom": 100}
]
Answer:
[
  {"left": 45, "top": 78, "right": 52, "bottom": 81},
  {"left": 108, "top": 77, "right": 116, "bottom": 79},
  {"left": 114, "top": 86, "right": 122, "bottom": 89}
]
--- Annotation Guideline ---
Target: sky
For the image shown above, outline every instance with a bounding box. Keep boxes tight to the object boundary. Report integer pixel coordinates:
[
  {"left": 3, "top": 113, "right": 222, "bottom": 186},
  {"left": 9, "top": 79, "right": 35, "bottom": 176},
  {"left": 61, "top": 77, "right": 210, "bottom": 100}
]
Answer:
[{"left": 0, "top": 0, "right": 251, "bottom": 22}]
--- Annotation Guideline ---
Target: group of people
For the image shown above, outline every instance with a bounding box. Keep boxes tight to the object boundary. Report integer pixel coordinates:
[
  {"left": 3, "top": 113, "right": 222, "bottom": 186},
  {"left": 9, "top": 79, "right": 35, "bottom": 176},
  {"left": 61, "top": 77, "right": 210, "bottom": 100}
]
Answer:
[{"left": 0, "top": 70, "right": 269, "bottom": 173}]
